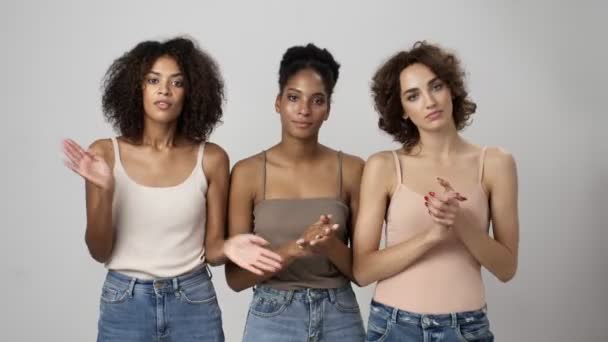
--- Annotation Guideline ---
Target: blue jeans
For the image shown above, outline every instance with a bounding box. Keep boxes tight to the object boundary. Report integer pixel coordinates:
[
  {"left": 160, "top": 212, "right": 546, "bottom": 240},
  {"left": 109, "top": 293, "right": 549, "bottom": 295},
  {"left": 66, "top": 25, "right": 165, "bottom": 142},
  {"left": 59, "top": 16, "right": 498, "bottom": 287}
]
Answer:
[
  {"left": 366, "top": 300, "right": 494, "bottom": 342},
  {"left": 243, "top": 284, "right": 366, "bottom": 342},
  {"left": 97, "top": 266, "right": 224, "bottom": 342}
]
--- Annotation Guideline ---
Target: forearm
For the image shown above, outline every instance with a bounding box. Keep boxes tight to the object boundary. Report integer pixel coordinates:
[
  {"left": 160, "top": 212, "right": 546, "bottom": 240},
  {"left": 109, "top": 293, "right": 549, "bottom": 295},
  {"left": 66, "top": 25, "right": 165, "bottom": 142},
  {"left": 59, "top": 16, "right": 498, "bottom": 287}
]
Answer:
[
  {"left": 225, "top": 241, "right": 297, "bottom": 292},
  {"left": 324, "top": 237, "right": 355, "bottom": 282},
  {"left": 353, "top": 231, "right": 438, "bottom": 286},
  {"left": 85, "top": 189, "right": 115, "bottom": 263},
  {"left": 456, "top": 227, "right": 517, "bottom": 282},
  {"left": 204, "top": 239, "right": 228, "bottom": 266}
]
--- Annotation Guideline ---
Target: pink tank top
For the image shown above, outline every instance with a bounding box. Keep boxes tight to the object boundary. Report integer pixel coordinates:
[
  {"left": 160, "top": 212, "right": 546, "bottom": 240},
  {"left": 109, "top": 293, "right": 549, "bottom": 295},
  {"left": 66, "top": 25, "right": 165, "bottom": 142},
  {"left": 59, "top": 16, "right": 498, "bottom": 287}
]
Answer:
[{"left": 373, "top": 148, "right": 490, "bottom": 314}]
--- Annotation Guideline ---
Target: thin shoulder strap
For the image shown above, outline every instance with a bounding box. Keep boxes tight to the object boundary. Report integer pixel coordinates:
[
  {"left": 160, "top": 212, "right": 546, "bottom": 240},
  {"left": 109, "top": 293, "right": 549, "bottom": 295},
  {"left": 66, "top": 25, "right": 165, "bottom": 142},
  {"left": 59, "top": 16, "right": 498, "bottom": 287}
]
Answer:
[
  {"left": 337, "top": 151, "right": 343, "bottom": 199},
  {"left": 478, "top": 147, "right": 488, "bottom": 183},
  {"left": 391, "top": 150, "right": 403, "bottom": 185},
  {"left": 196, "top": 141, "right": 206, "bottom": 168},
  {"left": 110, "top": 137, "right": 121, "bottom": 170},
  {"left": 261, "top": 151, "right": 267, "bottom": 200}
]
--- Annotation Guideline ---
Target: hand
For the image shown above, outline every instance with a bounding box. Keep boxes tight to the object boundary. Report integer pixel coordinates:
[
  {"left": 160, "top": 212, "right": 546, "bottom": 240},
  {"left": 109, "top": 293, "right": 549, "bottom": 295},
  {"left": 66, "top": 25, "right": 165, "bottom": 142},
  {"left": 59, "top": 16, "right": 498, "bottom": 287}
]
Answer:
[
  {"left": 224, "top": 234, "right": 283, "bottom": 276},
  {"left": 424, "top": 177, "right": 467, "bottom": 228},
  {"left": 295, "top": 215, "right": 339, "bottom": 256},
  {"left": 62, "top": 139, "right": 113, "bottom": 190}
]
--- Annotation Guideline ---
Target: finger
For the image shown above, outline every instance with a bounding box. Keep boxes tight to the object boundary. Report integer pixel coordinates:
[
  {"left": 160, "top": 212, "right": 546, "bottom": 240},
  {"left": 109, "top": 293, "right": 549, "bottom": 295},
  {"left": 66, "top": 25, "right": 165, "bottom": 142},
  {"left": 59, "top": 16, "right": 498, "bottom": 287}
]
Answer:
[
  {"left": 259, "top": 248, "right": 283, "bottom": 263},
  {"left": 330, "top": 223, "right": 339, "bottom": 231},
  {"left": 62, "top": 142, "right": 83, "bottom": 164},
  {"left": 239, "top": 262, "right": 264, "bottom": 276},
  {"left": 256, "top": 255, "right": 282, "bottom": 269},
  {"left": 64, "top": 139, "right": 88, "bottom": 158},
  {"left": 436, "top": 177, "right": 455, "bottom": 192},
  {"left": 247, "top": 235, "right": 271, "bottom": 246},
  {"left": 252, "top": 258, "right": 281, "bottom": 272}
]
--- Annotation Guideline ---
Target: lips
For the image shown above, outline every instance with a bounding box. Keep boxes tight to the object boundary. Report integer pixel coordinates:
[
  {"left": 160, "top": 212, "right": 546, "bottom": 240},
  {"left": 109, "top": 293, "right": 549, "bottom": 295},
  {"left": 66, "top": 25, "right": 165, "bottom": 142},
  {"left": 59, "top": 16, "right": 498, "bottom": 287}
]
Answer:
[
  {"left": 154, "top": 100, "right": 172, "bottom": 110},
  {"left": 292, "top": 121, "right": 313, "bottom": 128},
  {"left": 425, "top": 110, "right": 443, "bottom": 120}
]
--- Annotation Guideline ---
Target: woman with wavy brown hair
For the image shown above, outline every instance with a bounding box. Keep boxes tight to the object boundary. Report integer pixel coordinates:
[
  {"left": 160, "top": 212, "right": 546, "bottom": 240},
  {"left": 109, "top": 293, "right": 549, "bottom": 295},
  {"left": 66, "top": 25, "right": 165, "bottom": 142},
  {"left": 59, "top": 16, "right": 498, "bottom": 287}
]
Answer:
[
  {"left": 353, "top": 42, "right": 519, "bottom": 341},
  {"left": 61, "top": 37, "right": 281, "bottom": 341}
]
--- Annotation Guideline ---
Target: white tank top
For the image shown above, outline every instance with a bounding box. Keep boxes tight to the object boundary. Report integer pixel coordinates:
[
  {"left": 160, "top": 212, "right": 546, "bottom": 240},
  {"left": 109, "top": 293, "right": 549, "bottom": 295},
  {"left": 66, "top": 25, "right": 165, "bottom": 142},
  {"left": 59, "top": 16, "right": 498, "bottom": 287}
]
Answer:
[{"left": 105, "top": 137, "right": 208, "bottom": 279}]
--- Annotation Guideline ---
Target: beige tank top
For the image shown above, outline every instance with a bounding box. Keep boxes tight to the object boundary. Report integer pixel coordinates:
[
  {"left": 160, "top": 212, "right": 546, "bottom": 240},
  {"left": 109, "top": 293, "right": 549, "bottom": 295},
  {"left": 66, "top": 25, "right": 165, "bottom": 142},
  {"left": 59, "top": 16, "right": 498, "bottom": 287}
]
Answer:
[
  {"left": 253, "top": 151, "right": 350, "bottom": 289},
  {"left": 373, "top": 148, "right": 490, "bottom": 314},
  {"left": 105, "top": 137, "right": 207, "bottom": 279}
]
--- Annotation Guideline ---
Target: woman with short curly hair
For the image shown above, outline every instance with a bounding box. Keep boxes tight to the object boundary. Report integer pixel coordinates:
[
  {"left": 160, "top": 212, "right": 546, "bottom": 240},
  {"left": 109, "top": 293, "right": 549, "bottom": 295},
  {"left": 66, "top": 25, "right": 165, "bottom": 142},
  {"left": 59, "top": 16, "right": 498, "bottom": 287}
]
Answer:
[
  {"left": 62, "top": 37, "right": 281, "bottom": 341},
  {"left": 353, "top": 42, "right": 519, "bottom": 341}
]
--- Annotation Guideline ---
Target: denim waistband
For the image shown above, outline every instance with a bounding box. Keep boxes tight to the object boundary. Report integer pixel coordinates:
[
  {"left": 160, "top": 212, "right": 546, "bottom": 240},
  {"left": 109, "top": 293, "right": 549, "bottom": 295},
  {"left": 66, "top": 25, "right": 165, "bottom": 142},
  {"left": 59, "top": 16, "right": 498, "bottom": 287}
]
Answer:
[
  {"left": 104, "top": 265, "right": 212, "bottom": 295},
  {"left": 370, "top": 299, "right": 488, "bottom": 328},
  {"left": 253, "top": 283, "right": 353, "bottom": 303}
]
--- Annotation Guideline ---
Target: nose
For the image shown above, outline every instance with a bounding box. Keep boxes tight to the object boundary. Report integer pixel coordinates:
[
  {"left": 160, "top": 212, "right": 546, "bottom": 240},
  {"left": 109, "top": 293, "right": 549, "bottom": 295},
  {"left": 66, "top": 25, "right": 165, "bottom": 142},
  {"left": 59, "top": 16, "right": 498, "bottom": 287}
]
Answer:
[
  {"left": 298, "top": 101, "right": 311, "bottom": 116},
  {"left": 157, "top": 80, "right": 171, "bottom": 96},
  {"left": 423, "top": 90, "right": 437, "bottom": 109}
]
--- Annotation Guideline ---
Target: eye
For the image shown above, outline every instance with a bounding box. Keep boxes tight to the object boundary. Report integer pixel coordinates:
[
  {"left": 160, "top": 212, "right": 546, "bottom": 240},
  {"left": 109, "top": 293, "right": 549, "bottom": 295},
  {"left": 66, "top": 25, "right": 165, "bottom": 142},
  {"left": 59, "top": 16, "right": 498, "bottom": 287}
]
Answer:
[
  {"left": 313, "top": 97, "right": 326, "bottom": 105},
  {"left": 172, "top": 79, "right": 184, "bottom": 88},
  {"left": 432, "top": 82, "right": 444, "bottom": 91},
  {"left": 146, "top": 78, "right": 159, "bottom": 85},
  {"left": 407, "top": 93, "right": 419, "bottom": 102},
  {"left": 287, "top": 94, "right": 298, "bottom": 102}
]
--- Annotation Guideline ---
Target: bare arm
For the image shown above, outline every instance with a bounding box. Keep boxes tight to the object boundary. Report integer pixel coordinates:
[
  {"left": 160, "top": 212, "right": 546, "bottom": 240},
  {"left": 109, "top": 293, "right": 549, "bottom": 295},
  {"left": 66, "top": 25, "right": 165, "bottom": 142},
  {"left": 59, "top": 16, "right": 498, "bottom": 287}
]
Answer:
[
  {"left": 352, "top": 152, "right": 446, "bottom": 287},
  {"left": 453, "top": 148, "right": 519, "bottom": 282},
  {"left": 62, "top": 138, "right": 116, "bottom": 263},
  {"left": 202, "top": 143, "right": 230, "bottom": 266},
  {"left": 224, "top": 158, "right": 297, "bottom": 292},
  {"left": 316, "top": 155, "right": 364, "bottom": 282}
]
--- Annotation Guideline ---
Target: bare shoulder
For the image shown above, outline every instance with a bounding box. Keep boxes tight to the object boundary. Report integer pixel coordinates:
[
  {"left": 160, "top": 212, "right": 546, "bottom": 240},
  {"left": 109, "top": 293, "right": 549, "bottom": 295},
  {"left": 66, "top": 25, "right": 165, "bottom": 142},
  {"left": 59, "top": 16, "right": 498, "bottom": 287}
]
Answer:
[
  {"left": 364, "top": 150, "right": 399, "bottom": 193},
  {"left": 231, "top": 152, "right": 264, "bottom": 179},
  {"left": 88, "top": 138, "right": 114, "bottom": 167},
  {"left": 483, "top": 147, "right": 517, "bottom": 191},
  {"left": 365, "top": 150, "right": 396, "bottom": 173},
  {"left": 340, "top": 151, "right": 365, "bottom": 177},
  {"left": 203, "top": 142, "right": 229, "bottom": 166},
  {"left": 484, "top": 146, "right": 516, "bottom": 171},
  {"left": 230, "top": 152, "right": 264, "bottom": 198}
]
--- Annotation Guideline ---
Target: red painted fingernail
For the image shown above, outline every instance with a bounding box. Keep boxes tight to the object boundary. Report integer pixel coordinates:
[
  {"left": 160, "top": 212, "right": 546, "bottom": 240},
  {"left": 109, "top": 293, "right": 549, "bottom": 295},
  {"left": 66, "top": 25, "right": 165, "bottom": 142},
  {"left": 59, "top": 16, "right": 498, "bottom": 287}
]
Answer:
[
  {"left": 429, "top": 192, "right": 435, "bottom": 196},
  {"left": 424, "top": 202, "right": 428, "bottom": 207},
  {"left": 424, "top": 196, "right": 429, "bottom": 201}
]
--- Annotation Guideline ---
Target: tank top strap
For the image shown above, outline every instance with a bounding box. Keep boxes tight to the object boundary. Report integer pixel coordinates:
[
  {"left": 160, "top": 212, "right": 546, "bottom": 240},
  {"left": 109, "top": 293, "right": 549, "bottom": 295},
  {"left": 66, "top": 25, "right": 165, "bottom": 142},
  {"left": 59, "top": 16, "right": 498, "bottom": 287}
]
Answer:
[
  {"left": 110, "top": 137, "right": 122, "bottom": 171},
  {"left": 337, "top": 151, "right": 343, "bottom": 199},
  {"left": 261, "top": 150, "right": 268, "bottom": 200},
  {"left": 391, "top": 150, "right": 403, "bottom": 185},
  {"left": 478, "top": 147, "right": 488, "bottom": 183}
]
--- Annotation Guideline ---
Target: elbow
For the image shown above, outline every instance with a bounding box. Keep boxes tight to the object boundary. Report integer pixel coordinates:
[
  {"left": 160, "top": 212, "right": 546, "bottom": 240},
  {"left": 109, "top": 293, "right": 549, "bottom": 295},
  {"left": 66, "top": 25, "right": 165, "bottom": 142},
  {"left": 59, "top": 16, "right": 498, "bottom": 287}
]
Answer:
[
  {"left": 225, "top": 265, "right": 247, "bottom": 292},
  {"left": 497, "top": 264, "right": 517, "bottom": 283},
  {"left": 352, "top": 260, "right": 374, "bottom": 287},
  {"left": 85, "top": 235, "right": 111, "bottom": 263}
]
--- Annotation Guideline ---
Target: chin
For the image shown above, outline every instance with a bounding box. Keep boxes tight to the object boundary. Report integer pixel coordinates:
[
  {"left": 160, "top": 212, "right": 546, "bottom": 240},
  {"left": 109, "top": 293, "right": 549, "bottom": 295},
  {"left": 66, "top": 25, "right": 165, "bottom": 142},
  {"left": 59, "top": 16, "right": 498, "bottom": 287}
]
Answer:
[{"left": 146, "top": 112, "right": 181, "bottom": 124}]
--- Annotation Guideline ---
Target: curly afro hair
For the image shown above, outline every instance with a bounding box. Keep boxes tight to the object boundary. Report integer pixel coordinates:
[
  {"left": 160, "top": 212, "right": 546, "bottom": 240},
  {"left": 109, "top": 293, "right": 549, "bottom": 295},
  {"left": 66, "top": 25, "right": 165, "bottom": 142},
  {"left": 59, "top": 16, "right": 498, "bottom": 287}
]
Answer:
[
  {"left": 371, "top": 41, "right": 476, "bottom": 152},
  {"left": 278, "top": 43, "right": 340, "bottom": 100},
  {"left": 102, "top": 37, "right": 224, "bottom": 142}
]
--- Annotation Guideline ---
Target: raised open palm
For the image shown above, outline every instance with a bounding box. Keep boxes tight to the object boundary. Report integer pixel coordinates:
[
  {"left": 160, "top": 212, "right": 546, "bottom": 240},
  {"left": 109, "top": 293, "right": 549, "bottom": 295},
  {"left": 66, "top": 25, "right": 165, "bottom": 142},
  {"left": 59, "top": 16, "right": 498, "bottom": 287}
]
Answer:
[{"left": 62, "top": 139, "right": 113, "bottom": 190}]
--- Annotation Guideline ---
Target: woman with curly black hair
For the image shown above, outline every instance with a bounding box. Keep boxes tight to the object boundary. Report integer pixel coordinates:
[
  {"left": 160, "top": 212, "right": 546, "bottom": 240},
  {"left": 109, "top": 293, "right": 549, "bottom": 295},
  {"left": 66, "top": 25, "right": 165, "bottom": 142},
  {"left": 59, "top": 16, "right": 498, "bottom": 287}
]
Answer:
[
  {"left": 61, "top": 37, "right": 282, "bottom": 341},
  {"left": 225, "top": 43, "right": 366, "bottom": 341},
  {"left": 352, "top": 42, "right": 519, "bottom": 341}
]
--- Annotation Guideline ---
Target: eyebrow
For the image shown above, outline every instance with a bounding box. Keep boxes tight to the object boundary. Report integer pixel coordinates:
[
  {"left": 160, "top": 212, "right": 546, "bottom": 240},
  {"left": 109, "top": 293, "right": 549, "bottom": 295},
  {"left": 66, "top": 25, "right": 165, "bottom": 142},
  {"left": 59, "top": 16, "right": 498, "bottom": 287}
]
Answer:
[
  {"left": 285, "top": 88, "right": 326, "bottom": 97},
  {"left": 147, "top": 71, "right": 183, "bottom": 78},
  {"left": 402, "top": 77, "right": 441, "bottom": 96}
]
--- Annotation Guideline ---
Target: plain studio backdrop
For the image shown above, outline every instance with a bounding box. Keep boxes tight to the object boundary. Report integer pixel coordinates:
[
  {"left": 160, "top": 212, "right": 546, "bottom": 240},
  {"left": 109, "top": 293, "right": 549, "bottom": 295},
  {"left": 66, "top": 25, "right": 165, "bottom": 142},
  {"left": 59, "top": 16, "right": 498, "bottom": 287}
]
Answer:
[{"left": 2, "top": 1, "right": 606, "bottom": 341}]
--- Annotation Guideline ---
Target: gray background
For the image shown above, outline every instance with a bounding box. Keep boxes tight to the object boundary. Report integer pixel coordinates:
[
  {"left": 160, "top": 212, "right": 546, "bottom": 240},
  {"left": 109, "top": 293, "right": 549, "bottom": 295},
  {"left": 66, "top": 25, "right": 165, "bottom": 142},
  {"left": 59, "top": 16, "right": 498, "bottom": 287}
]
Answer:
[{"left": 2, "top": 1, "right": 606, "bottom": 341}]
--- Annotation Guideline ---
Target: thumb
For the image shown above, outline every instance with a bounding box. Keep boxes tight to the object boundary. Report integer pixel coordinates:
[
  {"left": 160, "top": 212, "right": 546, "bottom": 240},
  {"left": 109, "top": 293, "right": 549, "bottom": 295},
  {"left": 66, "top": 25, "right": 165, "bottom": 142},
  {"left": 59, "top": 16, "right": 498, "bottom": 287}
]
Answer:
[{"left": 248, "top": 234, "right": 270, "bottom": 246}]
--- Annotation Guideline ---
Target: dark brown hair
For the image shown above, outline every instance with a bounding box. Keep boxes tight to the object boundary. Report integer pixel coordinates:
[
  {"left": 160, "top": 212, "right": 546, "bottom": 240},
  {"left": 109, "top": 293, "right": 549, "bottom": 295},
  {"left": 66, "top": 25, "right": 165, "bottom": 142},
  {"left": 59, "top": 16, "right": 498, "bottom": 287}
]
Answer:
[
  {"left": 371, "top": 41, "right": 476, "bottom": 152},
  {"left": 102, "top": 37, "right": 224, "bottom": 142}
]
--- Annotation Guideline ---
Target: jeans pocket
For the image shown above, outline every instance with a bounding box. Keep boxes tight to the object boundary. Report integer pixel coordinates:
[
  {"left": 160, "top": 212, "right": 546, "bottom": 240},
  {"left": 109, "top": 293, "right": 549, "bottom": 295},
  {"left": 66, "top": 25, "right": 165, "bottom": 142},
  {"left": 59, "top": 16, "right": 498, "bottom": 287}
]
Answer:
[
  {"left": 179, "top": 279, "right": 217, "bottom": 305},
  {"left": 100, "top": 282, "right": 129, "bottom": 304},
  {"left": 366, "top": 306, "right": 392, "bottom": 342},
  {"left": 457, "top": 314, "right": 494, "bottom": 342},
  {"left": 334, "top": 287, "right": 361, "bottom": 313},
  {"left": 248, "top": 294, "right": 289, "bottom": 318}
]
